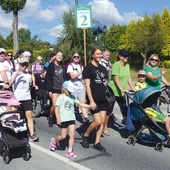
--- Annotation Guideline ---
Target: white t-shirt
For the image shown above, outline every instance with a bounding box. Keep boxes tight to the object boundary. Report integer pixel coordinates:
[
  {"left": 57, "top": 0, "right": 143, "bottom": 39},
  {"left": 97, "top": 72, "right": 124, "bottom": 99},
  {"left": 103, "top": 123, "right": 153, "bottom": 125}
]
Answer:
[
  {"left": 2, "top": 60, "right": 13, "bottom": 80},
  {"left": 12, "top": 72, "right": 32, "bottom": 101},
  {"left": 0, "top": 63, "right": 5, "bottom": 85},
  {"left": 67, "top": 63, "right": 84, "bottom": 89}
]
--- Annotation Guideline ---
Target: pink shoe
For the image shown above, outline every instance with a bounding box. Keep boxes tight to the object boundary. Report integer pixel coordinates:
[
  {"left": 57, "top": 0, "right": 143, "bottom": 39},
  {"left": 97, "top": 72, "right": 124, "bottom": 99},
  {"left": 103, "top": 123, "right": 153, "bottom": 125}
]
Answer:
[
  {"left": 50, "top": 138, "right": 56, "bottom": 151},
  {"left": 66, "top": 151, "right": 77, "bottom": 159}
]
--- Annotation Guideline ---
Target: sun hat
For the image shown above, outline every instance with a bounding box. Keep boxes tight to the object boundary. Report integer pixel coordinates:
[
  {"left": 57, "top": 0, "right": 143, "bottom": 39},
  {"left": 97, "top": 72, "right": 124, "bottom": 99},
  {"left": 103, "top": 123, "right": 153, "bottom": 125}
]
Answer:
[
  {"left": 118, "top": 49, "right": 129, "bottom": 57},
  {"left": 62, "top": 81, "right": 74, "bottom": 93},
  {"left": 7, "top": 98, "right": 21, "bottom": 107},
  {"left": 138, "top": 70, "right": 146, "bottom": 75}
]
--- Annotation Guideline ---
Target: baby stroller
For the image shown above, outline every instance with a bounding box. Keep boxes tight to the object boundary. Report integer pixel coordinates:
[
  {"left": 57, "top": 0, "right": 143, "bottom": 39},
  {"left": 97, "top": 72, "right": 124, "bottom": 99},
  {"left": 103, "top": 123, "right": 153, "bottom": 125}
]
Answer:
[
  {"left": 157, "top": 85, "right": 170, "bottom": 113},
  {"left": 125, "top": 87, "right": 170, "bottom": 152},
  {"left": 31, "top": 87, "right": 50, "bottom": 118},
  {"left": 0, "top": 90, "right": 31, "bottom": 164}
]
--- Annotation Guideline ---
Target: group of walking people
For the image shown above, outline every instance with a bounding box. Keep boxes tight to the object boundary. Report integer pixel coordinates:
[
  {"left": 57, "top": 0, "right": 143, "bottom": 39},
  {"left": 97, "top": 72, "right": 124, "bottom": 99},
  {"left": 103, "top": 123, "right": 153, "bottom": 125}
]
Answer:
[{"left": 0, "top": 46, "right": 169, "bottom": 159}]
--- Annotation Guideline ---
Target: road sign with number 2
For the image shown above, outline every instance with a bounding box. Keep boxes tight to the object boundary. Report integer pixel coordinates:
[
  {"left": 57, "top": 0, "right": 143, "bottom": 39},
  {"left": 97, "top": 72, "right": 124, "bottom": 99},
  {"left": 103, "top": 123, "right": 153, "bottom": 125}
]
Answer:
[{"left": 76, "top": 5, "right": 92, "bottom": 28}]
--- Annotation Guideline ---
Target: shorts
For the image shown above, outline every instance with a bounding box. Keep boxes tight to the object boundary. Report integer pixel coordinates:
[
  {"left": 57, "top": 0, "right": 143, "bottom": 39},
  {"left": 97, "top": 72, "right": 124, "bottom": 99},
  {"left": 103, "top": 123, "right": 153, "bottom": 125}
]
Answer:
[
  {"left": 52, "top": 89, "right": 62, "bottom": 94},
  {"left": 90, "top": 101, "right": 108, "bottom": 115},
  {"left": 72, "top": 88, "right": 85, "bottom": 99},
  {"left": 155, "top": 114, "right": 166, "bottom": 122},
  {"left": 58, "top": 120, "right": 75, "bottom": 128},
  {"left": 19, "top": 99, "right": 33, "bottom": 111}
]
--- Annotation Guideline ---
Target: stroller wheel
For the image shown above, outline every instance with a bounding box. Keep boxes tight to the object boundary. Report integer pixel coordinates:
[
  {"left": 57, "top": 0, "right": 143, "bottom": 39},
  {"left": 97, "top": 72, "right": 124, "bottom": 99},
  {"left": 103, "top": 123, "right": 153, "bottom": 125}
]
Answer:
[
  {"left": 166, "top": 139, "right": 170, "bottom": 148},
  {"left": 23, "top": 145, "right": 31, "bottom": 161},
  {"left": 3, "top": 150, "right": 10, "bottom": 164},
  {"left": 23, "top": 152, "right": 30, "bottom": 161},
  {"left": 32, "top": 100, "right": 41, "bottom": 118},
  {"left": 155, "top": 143, "right": 164, "bottom": 152},
  {"left": 127, "top": 135, "right": 136, "bottom": 146}
]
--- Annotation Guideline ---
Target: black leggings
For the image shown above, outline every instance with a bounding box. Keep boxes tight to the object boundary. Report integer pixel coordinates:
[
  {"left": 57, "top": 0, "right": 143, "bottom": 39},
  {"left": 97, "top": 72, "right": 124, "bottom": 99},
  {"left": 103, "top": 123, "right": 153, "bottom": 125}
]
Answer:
[{"left": 107, "top": 95, "right": 127, "bottom": 118}]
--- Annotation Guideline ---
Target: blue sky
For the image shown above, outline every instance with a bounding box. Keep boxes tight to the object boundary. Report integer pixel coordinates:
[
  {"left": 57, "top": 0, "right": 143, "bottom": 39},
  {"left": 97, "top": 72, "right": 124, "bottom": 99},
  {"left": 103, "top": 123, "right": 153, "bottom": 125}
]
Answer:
[{"left": 0, "top": 0, "right": 170, "bottom": 44}]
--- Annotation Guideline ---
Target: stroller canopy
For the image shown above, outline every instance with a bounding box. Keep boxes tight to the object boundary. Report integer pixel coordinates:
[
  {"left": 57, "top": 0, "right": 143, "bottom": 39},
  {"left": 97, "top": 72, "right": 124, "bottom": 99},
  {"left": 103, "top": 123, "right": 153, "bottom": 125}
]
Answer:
[{"left": 133, "top": 87, "right": 161, "bottom": 108}]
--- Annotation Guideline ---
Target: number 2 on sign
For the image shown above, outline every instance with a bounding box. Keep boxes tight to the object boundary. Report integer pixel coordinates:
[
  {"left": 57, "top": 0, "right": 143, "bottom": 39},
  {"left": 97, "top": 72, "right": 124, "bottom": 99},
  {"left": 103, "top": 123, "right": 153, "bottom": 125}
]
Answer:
[{"left": 80, "top": 15, "right": 88, "bottom": 26}]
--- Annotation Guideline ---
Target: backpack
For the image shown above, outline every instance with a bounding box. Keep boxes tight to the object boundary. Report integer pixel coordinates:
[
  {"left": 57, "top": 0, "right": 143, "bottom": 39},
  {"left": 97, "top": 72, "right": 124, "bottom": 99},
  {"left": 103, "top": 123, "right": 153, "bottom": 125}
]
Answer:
[{"left": 66, "top": 63, "right": 83, "bottom": 81}]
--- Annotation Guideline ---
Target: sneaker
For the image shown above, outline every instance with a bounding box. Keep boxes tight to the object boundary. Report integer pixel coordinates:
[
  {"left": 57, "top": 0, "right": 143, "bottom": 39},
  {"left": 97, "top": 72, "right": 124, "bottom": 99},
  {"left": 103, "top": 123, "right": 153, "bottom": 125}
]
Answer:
[
  {"left": 50, "top": 138, "right": 56, "bottom": 151},
  {"left": 48, "top": 117, "right": 53, "bottom": 127},
  {"left": 81, "top": 133, "right": 89, "bottom": 148},
  {"left": 66, "top": 151, "right": 77, "bottom": 159},
  {"left": 93, "top": 142, "right": 106, "bottom": 152},
  {"left": 29, "top": 133, "right": 39, "bottom": 142}
]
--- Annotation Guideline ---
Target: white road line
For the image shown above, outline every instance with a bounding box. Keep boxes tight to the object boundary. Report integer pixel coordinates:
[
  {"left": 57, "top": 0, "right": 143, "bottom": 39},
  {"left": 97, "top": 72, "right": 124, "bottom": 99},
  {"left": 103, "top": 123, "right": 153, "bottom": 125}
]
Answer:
[{"left": 30, "top": 142, "right": 91, "bottom": 170}]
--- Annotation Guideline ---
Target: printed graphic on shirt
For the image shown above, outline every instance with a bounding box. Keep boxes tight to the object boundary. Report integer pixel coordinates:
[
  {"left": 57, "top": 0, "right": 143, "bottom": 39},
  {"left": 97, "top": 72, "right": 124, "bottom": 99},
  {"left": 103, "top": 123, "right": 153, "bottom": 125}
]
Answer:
[{"left": 64, "top": 100, "right": 74, "bottom": 110}]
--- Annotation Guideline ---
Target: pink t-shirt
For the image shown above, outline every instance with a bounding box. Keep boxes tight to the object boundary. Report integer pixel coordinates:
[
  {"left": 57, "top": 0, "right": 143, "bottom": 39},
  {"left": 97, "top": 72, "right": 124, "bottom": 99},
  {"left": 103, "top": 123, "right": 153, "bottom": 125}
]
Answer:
[{"left": 32, "top": 63, "right": 44, "bottom": 74}]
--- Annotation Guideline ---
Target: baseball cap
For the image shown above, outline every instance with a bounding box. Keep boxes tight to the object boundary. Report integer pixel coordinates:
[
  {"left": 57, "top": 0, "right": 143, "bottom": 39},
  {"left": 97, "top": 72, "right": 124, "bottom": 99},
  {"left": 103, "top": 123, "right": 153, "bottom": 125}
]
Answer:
[
  {"left": 62, "top": 81, "right": 74, "bottom": 93},
  {"left": 20, "top": 57, "right": 29, "bottom": 63},
  {"left": 22, "top": 51, "right": 31, "bottom": 57},
  {"left": 118, "top": 49, "right": 129, "bottom": 57},
  {"left": 138, "top": 70, "right": 146, "bottom": 75},
  {"left": 0, "top": 48, "right": 6, "bottom": 53},
  {"left": 7, "top": 98, "right": 21, "bottom": 107}
]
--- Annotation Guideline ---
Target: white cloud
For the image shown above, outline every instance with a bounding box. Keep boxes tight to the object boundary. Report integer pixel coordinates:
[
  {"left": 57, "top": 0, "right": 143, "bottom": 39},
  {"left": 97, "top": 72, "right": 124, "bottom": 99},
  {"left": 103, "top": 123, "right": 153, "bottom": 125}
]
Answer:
[
  {"left": 89, "top": 0, "right": 142, "bottom": 26},
  {"left": 20, "top": 0, "right": 70, "bottom": 22},
  {"left": 0, "top": 0, "right": 143, "bottom": 43},
  {"left": 40, "top": 24, "right": 64, "bottom": 37}
]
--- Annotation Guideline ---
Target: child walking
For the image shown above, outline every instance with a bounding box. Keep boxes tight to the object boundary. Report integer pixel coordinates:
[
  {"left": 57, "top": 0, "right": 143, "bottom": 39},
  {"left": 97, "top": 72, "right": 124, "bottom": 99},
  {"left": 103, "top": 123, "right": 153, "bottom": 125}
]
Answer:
[{"left": 50, "top": 81, "right": 89, "bottom": 159}]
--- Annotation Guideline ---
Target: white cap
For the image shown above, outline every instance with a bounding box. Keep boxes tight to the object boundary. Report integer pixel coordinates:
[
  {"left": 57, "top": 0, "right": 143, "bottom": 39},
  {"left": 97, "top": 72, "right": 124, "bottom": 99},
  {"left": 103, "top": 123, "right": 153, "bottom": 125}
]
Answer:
[
  {"left": 0, "top": 48, "right": 6, "bottom": 53},
  {"left": 20, "top": 57, "right": 29, "bottom": 63},
  {"left": 22, "top": 51, "right": 31, "bottom": 57}
]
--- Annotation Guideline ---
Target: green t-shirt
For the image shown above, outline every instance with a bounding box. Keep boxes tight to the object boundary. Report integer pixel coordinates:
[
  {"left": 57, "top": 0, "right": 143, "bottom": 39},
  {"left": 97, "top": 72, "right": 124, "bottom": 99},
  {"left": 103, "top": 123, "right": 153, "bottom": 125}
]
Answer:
[
  {"left": 144, "top": 65, "right": 162, "bottom": 90},
  {"left": 108, "top": 61, "right": 130, "bottom": 97},
  {"left": 55, "top": 94, "right": 79, "bottom": 122}
]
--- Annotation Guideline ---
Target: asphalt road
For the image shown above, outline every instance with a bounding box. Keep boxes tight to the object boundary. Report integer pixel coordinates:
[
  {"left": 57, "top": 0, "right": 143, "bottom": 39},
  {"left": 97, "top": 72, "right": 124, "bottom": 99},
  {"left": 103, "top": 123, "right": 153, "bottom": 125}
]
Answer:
[{"left": 0, "top": 102, "right": 170, "bottom": 170}]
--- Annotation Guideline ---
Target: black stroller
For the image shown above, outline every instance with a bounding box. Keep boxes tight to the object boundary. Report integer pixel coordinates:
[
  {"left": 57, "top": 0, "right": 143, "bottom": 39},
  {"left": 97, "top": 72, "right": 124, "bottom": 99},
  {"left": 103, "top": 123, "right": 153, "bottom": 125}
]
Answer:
[
  {"left": 125, "top": 87, "right": 170, "bottom": 152},
  {"left": 0, "top": 90, "right": 31, "bottom": 164}
]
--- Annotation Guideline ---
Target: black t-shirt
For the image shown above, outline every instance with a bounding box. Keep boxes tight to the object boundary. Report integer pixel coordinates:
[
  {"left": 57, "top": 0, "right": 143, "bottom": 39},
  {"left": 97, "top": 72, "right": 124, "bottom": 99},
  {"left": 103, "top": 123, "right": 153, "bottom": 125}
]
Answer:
[{"left": 82, "top": 62, "right": 108, "bottom": 102}]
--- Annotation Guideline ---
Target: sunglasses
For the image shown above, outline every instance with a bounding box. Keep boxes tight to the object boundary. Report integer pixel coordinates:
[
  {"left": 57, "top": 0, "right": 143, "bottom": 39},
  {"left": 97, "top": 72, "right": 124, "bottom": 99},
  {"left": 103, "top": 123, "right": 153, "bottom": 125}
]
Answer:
[
  {"left": 150, "top": 58, "right": 158, "bottom": 62},
  {"left": 0, "top": 52, "right": 5, "bottom": 55},
  {"left": 73, "top": 56, "right": 80, "bottom": 59}
]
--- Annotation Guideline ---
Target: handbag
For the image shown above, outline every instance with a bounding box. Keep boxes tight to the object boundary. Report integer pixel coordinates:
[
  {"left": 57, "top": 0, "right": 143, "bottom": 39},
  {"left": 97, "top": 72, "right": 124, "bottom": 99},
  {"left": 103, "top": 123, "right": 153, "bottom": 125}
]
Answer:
[
  {"left": 105, "top": 85, "right": 116, "bottom": 103},
  {"left": 96, "top": 71, "right": 115, "bottom": 103}
]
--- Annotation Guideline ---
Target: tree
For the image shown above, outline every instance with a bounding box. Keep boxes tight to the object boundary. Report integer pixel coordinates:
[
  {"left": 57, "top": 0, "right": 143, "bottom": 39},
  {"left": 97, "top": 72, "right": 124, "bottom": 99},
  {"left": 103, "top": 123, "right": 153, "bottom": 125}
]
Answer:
[
  {"left": 57, "top": 10, "right": 95, "bottom": 63},
  {"left": 161, "top": 7, "right": 170, "bottom": 57},
  {"left": 0, "top": 0, "right": 27, "bottom": 55},
  {"left": 105, "top": 24, "right": 126, "bottom": 62},
  {"left": 0, "top": 34, "right": 5, "bottom": 47},
  {"left": 120, "top": 14, "right": 164, "bottom": 68}
]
